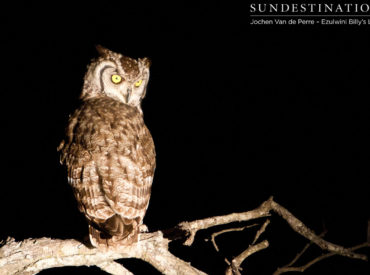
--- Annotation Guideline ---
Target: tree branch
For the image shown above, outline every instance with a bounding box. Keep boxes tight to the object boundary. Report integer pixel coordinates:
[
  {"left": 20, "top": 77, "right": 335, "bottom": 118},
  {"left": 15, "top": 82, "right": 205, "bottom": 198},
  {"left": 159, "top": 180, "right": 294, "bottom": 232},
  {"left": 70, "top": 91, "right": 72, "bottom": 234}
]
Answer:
[
  {"left": 270, "top": 200, "right": 367, "bottom": 261},
  {"left": 178, "top": 198, "right": 273, "bottom": 246},
  {"left": 225, "top": 240, "right": 269, "bottom": 275},
  {"left": 208, "top": 225, "right": 258, "bottom": 252},
  {"left": 96, "top": 261, "right": 133, "bottom": 275},
  {"left": 221, "top": 219, "right": 271, "bottom": 274},
  {"left": 0, "top": 233, "right": 206, "bottom": 275},
  {"left": 252, "top": 219, "right": 270, "bottom": 245},
  {"left": 0, "top": 197, "right": 367, "bottom": 274},
  {"left": 283, "top": 230, "right": 327, "bottom": 269},
  {"left": 273, "top": 243, "right": 370, "bottom": 275}
]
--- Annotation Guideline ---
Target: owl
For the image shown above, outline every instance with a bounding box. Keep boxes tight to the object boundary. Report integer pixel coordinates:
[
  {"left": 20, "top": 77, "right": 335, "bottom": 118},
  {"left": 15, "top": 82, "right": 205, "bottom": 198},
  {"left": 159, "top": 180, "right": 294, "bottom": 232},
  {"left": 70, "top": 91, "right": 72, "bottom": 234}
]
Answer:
[{"left": 58, "top": 46, "right": 155, "bottom": 248}]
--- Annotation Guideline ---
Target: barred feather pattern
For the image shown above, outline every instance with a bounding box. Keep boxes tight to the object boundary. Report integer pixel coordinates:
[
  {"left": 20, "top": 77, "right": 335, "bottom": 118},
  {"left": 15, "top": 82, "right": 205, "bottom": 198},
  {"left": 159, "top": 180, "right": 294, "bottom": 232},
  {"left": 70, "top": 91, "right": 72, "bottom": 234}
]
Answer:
[{"left": 59, "top": 96, "right": 155, "bottom": 248}]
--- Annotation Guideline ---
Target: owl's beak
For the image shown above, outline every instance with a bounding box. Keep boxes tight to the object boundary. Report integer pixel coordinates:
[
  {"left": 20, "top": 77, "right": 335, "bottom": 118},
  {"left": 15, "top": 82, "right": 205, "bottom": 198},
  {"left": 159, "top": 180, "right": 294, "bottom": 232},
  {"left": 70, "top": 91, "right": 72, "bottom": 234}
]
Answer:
[{"left": 126, "top": 88, "right": 132, "bottom": 103}]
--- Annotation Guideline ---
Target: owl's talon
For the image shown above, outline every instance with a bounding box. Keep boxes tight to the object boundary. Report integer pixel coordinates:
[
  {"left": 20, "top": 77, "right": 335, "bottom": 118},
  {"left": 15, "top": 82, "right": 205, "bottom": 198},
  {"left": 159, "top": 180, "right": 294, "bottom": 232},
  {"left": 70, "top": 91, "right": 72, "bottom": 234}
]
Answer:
[{"left": 139, "top": 224, "right": 149, "bottom": 233}]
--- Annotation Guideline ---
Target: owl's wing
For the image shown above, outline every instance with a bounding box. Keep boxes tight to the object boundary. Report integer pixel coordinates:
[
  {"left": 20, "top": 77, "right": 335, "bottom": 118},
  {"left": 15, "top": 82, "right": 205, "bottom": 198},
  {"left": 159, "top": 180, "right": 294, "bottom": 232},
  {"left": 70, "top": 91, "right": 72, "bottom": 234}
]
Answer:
[
  {"left": 68, "top": 158, "right": 113, "bottom": 224},
  {"left": 65, "top": 142, "right": 154, "bottom": 235},
  {"left": 95, "top": 152, "right": 153, "bottom": 222},
  {"left": 67, "top": 157, "right": 138, "bottom": 239}
]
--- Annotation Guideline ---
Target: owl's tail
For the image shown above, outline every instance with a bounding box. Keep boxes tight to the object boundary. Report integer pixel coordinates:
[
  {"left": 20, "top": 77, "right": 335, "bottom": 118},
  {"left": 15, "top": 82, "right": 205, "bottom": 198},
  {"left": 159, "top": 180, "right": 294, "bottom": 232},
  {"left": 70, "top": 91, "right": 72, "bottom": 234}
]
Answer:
[{"left": 88, "top": 215, "right": 139, "bottom": 248}]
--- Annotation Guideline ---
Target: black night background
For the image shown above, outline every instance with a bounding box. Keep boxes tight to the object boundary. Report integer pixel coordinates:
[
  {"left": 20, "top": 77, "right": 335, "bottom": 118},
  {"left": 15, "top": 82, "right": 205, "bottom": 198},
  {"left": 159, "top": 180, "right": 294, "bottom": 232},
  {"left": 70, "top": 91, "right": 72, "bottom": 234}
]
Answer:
[{"left": 0, "top": 2, "right": 369, "bottom": 275}]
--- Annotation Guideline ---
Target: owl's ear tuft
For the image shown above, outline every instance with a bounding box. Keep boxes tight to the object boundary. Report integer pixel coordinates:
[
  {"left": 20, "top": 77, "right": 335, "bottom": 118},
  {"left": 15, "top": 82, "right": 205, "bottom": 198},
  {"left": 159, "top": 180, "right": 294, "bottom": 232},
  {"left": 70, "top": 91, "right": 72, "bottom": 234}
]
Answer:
[
  {"left": 96, "top": 45, "right": 111, "bottom": 57},
  {"left": 139, "top": 57, "right": 151, "bottom": 68}
]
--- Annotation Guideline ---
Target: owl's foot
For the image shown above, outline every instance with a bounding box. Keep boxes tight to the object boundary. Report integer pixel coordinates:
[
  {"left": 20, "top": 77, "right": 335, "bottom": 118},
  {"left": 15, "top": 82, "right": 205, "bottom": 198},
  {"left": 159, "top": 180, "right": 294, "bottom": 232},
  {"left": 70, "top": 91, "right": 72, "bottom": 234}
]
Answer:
[{"left": 139, "top": 224, "right": 149, "bottom": 233}]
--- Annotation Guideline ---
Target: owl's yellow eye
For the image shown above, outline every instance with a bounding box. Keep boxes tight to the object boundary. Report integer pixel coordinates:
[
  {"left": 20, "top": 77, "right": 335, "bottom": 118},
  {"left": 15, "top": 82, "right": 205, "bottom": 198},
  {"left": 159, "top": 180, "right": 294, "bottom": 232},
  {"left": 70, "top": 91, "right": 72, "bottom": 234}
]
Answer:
[
  {"left": 111, "top": 74, "right": 122, "bottom": 84},
  {"left": 135, "top": 79, "right": 143, "bottom": 87}
]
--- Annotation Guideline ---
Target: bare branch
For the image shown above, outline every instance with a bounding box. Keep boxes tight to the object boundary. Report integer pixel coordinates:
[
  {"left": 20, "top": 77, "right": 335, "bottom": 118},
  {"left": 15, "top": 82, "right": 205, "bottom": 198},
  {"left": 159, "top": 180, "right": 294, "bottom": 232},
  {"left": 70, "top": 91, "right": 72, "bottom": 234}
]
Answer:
[
  {"left": 179, "top": 198, "right": 273, "bottom": 246},
  {"left": 273, "top": 242, "right": 370, "bottom": 275},
  {"left": 252, "top": 219, "right": 270, "bottom": 245},
  {"left": 0, "top": 233, "right": 206, "bottom": 275},
  {"left": 270, "top": 201, "right": 367, "bottom": 261},
  {"left": 0, "top": 197, "right": 367, "bottom": 274},
  {"left": 208, "top": 225, "right": 258, "bottom": 252},
  {"left": 283, "top": 230, "right": 327, "bottom": 268},
  {"left": 96, "top": 261, "right": 133, "bottom": 275},
  {"left": 223, "top": 221, "right": 270, "bottom": 274},
  {"left": 225, "top": 240, "right": 269, "bottom": 275},
  {"left": 177, "top": 198, "right": 367, "bottom": 261}
]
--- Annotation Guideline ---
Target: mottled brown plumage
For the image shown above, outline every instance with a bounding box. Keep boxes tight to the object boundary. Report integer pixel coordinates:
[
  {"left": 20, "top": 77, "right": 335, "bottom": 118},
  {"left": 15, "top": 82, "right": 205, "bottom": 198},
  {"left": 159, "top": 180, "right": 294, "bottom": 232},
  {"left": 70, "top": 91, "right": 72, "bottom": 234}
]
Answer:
[{"left": 58, "top": 46, "right": 155, "bottom": 247}]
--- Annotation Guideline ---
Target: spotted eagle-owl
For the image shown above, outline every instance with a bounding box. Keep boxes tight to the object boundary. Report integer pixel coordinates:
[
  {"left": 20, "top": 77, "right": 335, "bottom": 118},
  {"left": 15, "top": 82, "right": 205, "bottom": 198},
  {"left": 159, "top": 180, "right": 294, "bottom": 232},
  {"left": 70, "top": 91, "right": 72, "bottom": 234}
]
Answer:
[{"left": 58, "top": 46, "right": 155, "bottom": 248}]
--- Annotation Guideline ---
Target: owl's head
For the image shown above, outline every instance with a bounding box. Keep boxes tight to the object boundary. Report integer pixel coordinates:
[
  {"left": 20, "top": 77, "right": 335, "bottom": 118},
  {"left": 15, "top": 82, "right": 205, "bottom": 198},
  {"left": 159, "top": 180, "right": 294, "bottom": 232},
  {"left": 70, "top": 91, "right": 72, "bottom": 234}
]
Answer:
[{"left": 81, "top": 45, "right": 151, "bottom": 112}]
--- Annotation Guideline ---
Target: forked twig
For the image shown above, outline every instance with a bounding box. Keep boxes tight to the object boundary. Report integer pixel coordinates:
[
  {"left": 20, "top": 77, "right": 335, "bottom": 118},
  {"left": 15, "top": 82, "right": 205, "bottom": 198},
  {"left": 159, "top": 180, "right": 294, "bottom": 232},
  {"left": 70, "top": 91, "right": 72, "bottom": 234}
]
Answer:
[
  {"left": 223, "top": 219, "right": 271, "bottom": 274},
  {"left": 225, "top": 240, "right": 269, "bottom": 275}
]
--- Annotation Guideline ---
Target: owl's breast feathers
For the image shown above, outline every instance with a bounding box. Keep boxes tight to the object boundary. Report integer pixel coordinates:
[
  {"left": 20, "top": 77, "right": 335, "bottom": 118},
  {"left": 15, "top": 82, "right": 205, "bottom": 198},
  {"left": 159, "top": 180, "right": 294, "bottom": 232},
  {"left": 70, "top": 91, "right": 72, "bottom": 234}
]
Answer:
[{"left": 58, "top": 97, "right": 155, "bottom": 247}]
